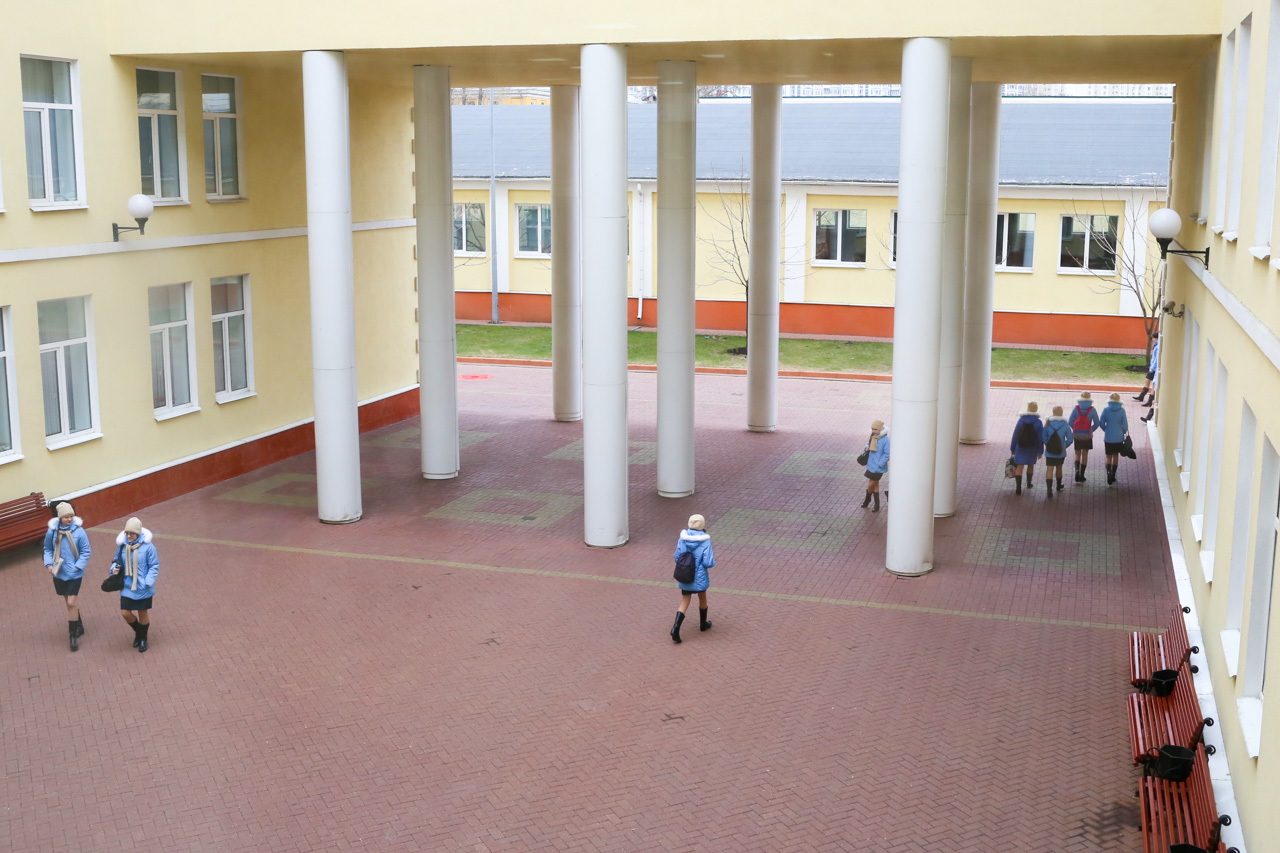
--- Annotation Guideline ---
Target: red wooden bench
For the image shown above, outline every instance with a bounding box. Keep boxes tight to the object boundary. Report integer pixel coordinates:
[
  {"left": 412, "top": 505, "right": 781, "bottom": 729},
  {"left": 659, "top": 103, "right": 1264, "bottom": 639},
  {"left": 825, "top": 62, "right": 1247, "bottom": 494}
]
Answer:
[
  {"left": 1140, "top": 744, "right": 1236, "bottom": 853},
  {"left": 0, "top": 493, "right": 49, "bottom": 552},
  {"left": 1128, "top": 660, "right": 1214, "bottom": 765},
  {"left": 1131, "top": 606, "right": 1199, "bottom": 689}
]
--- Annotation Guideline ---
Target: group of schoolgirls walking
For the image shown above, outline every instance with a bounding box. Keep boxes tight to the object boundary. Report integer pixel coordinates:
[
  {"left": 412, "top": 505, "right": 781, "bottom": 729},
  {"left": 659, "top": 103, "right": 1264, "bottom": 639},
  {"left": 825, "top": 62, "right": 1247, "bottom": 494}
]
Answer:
[
  {"left": 41, "top": 502, "right": 160, "bottom": 653},
  {"left": 1009, "top": 390, "right": 1132, "bottom": 497}
]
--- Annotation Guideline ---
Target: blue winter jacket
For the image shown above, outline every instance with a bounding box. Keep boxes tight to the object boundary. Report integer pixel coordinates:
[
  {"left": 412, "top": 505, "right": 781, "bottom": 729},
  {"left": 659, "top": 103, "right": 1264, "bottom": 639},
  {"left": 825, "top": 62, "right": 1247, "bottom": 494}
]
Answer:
[
  {"left": 1041, "top": 417, "right": 1074, "bottom": 460},
  {"left": 675, "top": 529, "right": 715, "bottom": 593},
  {"left": 1069, "top": 400, "right": 1100, "bottom": 438},
  {"left": 113, "top": 528, "right": 159, "bottom": 600},
  {"left": 1010, "top": 413, "right": 1044, "bottom": 465},
  {"left": 1149, "top": 339, "right": 1160, "bottom": 373},
  {"left": 1099, "top": 401, "right": 1130, "bottom": 444},
  {"left": 864, "top": 432, "right": 891, "bottom": 474},
  {"left": 43, "top": 518, "right": 91, "bottom": 580}
]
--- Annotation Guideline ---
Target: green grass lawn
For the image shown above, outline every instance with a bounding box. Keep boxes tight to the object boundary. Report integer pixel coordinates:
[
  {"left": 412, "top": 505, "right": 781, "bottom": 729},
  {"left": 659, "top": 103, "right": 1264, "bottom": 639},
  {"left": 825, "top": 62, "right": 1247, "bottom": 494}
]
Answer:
[{"left": 456, "top": 323, "right": 1144, "bottom": 385}]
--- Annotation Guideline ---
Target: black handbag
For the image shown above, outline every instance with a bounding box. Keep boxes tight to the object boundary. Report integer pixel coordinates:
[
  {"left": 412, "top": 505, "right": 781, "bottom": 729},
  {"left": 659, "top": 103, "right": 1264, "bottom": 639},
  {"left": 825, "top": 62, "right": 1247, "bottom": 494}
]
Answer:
[
  {"left": 1121, "top": 433, "right": 1137, "bottom": 460},
  {"left": 857, "top": 450, "right": 870, "bottom": 466},
  {"left": 101, "top": 565, "right": 124, "bottom": 592}
]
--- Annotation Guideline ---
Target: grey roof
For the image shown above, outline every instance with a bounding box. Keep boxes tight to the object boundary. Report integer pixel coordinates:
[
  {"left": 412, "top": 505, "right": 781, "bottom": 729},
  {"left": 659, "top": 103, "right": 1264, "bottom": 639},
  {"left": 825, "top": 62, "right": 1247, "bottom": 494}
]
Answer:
[{"left": 451, "top": 100, "right": 1170, "bottom": 186}]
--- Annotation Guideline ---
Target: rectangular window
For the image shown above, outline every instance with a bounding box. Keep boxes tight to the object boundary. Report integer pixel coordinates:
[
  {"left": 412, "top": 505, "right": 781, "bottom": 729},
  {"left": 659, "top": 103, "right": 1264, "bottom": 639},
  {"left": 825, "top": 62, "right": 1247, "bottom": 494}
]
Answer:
[
  {"left": 21, "top": 56, "right": 82, "bottom": 206},
  {"left": 1242, "top": 437, "right": 1280, "bottom": 700},
  {"left": 1215, "top": 30, "right": 1237, "bottom": 229},
  {"left": 0, "top": 307, "right": 17, "bottom": 460},
  {"left": 891, "top": 210, "right": 898, "bottom": 264},
  {"left": 996, "top": 213, "right": 1036, "bottom": 269},
  {"left": 813, "top": 209, "right": 868, "bottom": 264},
  {"left": 37, "top": 296, "right": 96, "bottom": 444},
  {"left": 148, "top": 283, "right": 197, "bottom": 416},
  {"left": 453, "top": 203, "right": 487, "bottom": 253},
  {"left": 516, "top": 204, "right": 551, "bottom": 254},
  {"left": 211, "top": 276, "right": 253, "bottom": 402},
  {"left": 1192, "top": 343, "right": 1218, "bottom": 539},
  {"left": 1227, "top": 15, "right": 1253, "bottom": 238},
  {"left": 137, "top": 68, "right": 184, "bottom": 201},
  {"left": 1179, "top": 316, "right": 1201, "bottom": 480},
  {"left": 1254, "top": 0, "right": 1280, "bottom": 251},
  {"left": 202, "top": 75, "right": 241, "bottom": 198},
  {"left": 1058, "top": 215, "right": 1118, "bottom": 272}
]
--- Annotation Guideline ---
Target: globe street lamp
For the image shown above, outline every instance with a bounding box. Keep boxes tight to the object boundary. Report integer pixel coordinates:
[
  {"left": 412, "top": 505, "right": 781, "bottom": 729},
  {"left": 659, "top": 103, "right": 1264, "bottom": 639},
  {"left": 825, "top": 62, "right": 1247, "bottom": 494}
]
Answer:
[
  {"left": 113, "top": 194, "right": 155, "bottom": 242},
  {"left": 1149, "top": 207, "right": 1209, "bottom": 269}
]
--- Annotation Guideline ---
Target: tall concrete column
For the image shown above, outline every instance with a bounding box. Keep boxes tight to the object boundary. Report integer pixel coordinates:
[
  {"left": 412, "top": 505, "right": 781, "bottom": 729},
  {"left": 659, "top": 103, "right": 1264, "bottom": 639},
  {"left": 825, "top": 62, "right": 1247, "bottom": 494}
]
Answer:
[
  {"left": 580, "top": 44, "right": 629, "bottom": 547},
  {"left": 886, "top": 37, "right": 951, "bottom": 576},
  {"left": 959, "top": 83, "right": 1001, "bottom": 445},
  {"left": 656, "top": 60, "right": 697, "bottom": 498},
  {"left": 414, "top": 65, "right": 460, "bottom": 479},
  {"left": 551, "top": 85, "right": 583, "bottom": 422},
  {"left": 302, "top": 50, "right": 361, "bottom": 523},
  {"left": 747, "top": 84, "right": 782, "bottom": 433},
  {"left": 934, "top": 58, "right": 972, "bottom": 518}
]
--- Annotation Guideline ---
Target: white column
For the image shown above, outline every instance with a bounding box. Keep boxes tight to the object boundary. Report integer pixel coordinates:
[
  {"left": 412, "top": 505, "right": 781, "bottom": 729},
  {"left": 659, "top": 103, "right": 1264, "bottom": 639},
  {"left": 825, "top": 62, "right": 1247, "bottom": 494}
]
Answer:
[
  {"left": 414, "top": 65, "right": 460, "bottom": 480},
  {"left": 493, "top": 183, "right": 511, "bottom": 292},
  {"left": 934, "top": 58, "right": 971, "bottom": 519},
  {"left": 580, "top": 44, "right": 629, "bottom": 547},
  {"left": 886, "top": 37, "right": 950, "bottom": 577},
  {"left": 782, "top": 188, "right": 808, "bottom": 303},
  {"left": 959, "top": 82, "right": 1001, "bottom": 445},
  {"left": 302, "top": 50, "right": 362, "bottom": 523},
  {"left": 551, "top": 85, "right": 583, "bottom": 422},
  {"left": 656, "top": 59, "right": 697, "bottom": 498},
  {"left": 747, "top": 84, "right": 782, "bottom": 433}
]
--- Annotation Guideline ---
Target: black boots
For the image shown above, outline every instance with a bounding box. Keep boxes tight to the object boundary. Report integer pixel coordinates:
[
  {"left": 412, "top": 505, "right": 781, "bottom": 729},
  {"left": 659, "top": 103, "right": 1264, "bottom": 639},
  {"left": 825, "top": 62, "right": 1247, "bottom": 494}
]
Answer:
[
  {"left": 1134, "top": 387, "right": 1150, "bottom": 403},
  {"left": 1057, "top": 478, "right": 1065, "bottom": 492},
  {"left": 1076, "top": 462, "right": 1087, "bottom": 483},
  {"left": 130, "top": 620, "right": 143, "bottom": 648},
  {"left": 861, "top": 490, "right": 872, "bottom": 508},
  {"left": 1073, "top": 461, "right": 1081, "bottom": 482},
  {"left": 137, "top": 623, "right": 149, "bottom": 653},
  {"left": 700, "top": 608, "right": 712, "bottom": 632},
  {"left": 68, "top": 619, "right": 81, "bottom": 652},
  {"left": 872, "top": 493, "right": 880, "bottom": 512},
  {"left": 1015, "top": 476, "right": 1022, "bottom": 495},
  {"left": 670, "top": 611, "right": 685, "bottom": 644},
  {"left": 1141, "top": 407, "right": 1154, "bottom": 423},
  {"left": 1024, "top": 467, "right": 1034, "bottom": 488},
  {"left": 1106, "top": 464, "right": 1119, "bottom": 485},
  {"left": 1046, "top": 480, "right": 1053, "bottom": 498}
]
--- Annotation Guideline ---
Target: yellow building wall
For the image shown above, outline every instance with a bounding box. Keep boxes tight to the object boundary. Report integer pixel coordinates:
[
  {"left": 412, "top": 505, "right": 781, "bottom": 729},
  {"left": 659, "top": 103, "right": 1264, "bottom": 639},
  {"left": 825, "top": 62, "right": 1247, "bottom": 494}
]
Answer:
[
  {"left": 694, "top": 189, "right": 752, "bottom": 301},
  {"left": 451, "top": 188, "right": 493, "bottom": 292}
]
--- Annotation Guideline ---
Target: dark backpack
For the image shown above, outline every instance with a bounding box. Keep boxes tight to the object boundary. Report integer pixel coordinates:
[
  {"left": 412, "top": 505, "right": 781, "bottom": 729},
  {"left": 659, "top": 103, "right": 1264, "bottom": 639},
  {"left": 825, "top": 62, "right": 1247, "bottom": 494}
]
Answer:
[
  {"left": 1046, "top": 428, "right": 1064, "bottom": 456},
  {"left": 674, "top": 551, "right": 696, "bottom": 584},
  {"left": 1071, "top": 406, "right": 1091, "bottom": 432},
  {"left": 1016, "top": 421, "right": 1038, "bottom": 449}
]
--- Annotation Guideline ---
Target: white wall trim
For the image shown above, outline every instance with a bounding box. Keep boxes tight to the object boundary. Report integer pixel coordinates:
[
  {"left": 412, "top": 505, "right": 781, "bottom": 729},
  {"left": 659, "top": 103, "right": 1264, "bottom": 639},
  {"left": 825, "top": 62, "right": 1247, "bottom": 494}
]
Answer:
[{"left": 1176, "top": 246, "right": 1280, "bottom": 375}]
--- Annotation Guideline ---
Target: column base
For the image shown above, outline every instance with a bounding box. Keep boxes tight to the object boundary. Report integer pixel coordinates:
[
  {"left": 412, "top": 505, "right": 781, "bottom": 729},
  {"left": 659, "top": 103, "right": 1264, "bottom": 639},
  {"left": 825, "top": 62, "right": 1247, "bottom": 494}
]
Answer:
[
  {"left": 659, "top": 489, "right": 694, "bottom": 499},
  {"left": 886, "top": 564, "right": 933, "bottom": 577},
  {"left": 933, "top": 511, "right": 956, "bottom": 519},
  {"left": 747, "top": 425, "right": 776, "bottom": 433},
  {"left": 554, "top": 414, "right": 583, "bottom": 423},
  {"left": 422, "top": 471, "right": 459, "bottom": 480},
  {"left": 958, "top": 439, "right": 987, "bottom": 445},
  {"left": 320, "top": 515, "right": 362, "bottom": 525},
  {"left": 584, "top": 539, "right": 629, "bottom": 549}
]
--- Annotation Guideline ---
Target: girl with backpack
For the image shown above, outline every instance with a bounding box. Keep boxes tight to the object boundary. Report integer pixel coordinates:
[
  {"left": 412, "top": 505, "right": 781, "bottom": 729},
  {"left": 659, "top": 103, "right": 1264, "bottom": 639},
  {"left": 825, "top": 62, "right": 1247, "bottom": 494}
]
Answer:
[
  {"left": 1041, "top": 406, "right": 1073, "bottom": 497},
  {"left": 670, "top": 514, "right": 715, "bottom": 644},
  {"left": 1098, "top": 392, "right": 1130, "bottom": 486},
  {"left": 1009, "top": 402, "right": 1044, "bottom": 495},
  {"left": 1069, "top": 392, "right": 1101, "bottom": 483}
]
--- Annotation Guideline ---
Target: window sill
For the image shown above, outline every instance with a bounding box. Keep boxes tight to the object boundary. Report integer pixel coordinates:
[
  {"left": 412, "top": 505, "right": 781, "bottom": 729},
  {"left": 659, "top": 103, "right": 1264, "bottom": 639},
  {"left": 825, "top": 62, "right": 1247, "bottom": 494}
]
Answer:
[
  {"left": 1180, "top": 471, "right": 1191, "bottom": 493},
  {"left": 1174, "top": 448, "right": 1183, "bottom": 467},
  {"left": 1195, "top": 216, "right": 1207, "bottom": 225},
  {"left": 215, "top": 390, "right": 256, "bottom": 405},
  {"left": 0, "top": 451, "right": 24, "bottom": 466},
  {"left": 206, "top": 196, "right": 247, "bottom": 204},
  {"left": 151, "top": 198, "right": 190, "bottom": 207},
  {"left": 1200, "top": 549, "right": 1215, "bottom": 582},
  {"left": 1272, "top": 257, "right": 1280, "bottom": 271},
  {"left": 1190, "top": 513, "right": 1204, "bottom": 543},
  {"left": 1248, "top": 245, "right": 1271, "bottom": 261},
  {"left": 1223, "top": 231, "right": 1238, "bottom": 243},
  {"left": 454, "top": 251, "right": 487, "bottom": 259},
  {"left": 30, "top": 202, "right": 89, "bottom": 212},
  {"left": 154, "top": 404, "right": 200, "bottom": 422},
  {"left": 513, "top": 251, "right": 552, "bottom": 260},
  {"left": 46, "top": 430, "right": 103, "bottom": 451},
  {"left": 1211, "top": 225, "right": 1224, "bottom": 235},
  {"left": 1237, "top": 697, "right": 1263, "bottom": 758},
  {"left": 1056, "top": 267, "right": 1116, "bottom": 276},
  {"left": 811, "top": 260, "right": 867, "bottom": 269},
  {"left": 1220, "top": 629, "right": 1240, "bottom": 678},
  {"left": 995, "top": 266, "right": 1034, "bottom": 274}
]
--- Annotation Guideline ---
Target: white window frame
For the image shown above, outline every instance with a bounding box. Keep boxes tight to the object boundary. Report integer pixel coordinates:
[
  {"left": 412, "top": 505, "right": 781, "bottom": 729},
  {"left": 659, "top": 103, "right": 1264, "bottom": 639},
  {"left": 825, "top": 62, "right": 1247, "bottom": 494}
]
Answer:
[
  {"left": 995, "top": 212, "right": 1036, "bottom": 272},
  {"left": 514, "top": 203, "right": 552, "bottom": 257},
  {"left": 1238, "top": 435, "right": 1279, "bottom": 757},
  {"left": 1199, "top": 359, "right": 1229, "bottom": 581},
  {"left": 453, "top": 202, "right": 487, "bottom": 258},
  {"left": 137, "top": 66, "right": 189, "bottom": 205},
  {"left": 211, "top": 275, "right": 255, "bottom": 404},
  {"left": 890, "top": 210, "right": 898, "bottom": 269},
  {"left": 0, "top": 307, "right": 20, "bottom": 464},
  {"left": 149, "top": 283, "right": 199, "bottom": 420},
  {"left": 812, "top": 208, "right": 868, "bottom": 268},
  {"left": 21, "top": 55, "right": 87, "bottom": 210},
  {"left": 1056, "top": 214, "right": 1119, "bottom": 275},
  {"left": 38, "top": 296, "right": 101, "bottom": 450},
  {"left": 202, "top": 74, "right": 245, "bottom": 201},
  {"left": 1214, "top": 30, "right": 1238, "bottom": 232},
  {"left": 1190, "top": 342, "right": 1218, "bottom": 542},
  {"left": 1251, "top": 0, "right": 1280, "bottom": 257},
  {"left": 1223, "top": 401, "right": 1259, "bottom": 678},
  {"left": 1225, "top": 15, "right": 1253, "bottom": 241}
]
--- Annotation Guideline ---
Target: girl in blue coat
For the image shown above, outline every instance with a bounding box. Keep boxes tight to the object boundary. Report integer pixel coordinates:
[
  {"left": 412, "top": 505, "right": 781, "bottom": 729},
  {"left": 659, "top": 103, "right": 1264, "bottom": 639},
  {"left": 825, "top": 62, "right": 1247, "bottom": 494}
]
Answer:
[
  {"left": 1009, "top": 401, "right": 1044, "bottom": 495},
  {"left": 670, "top": 514, "right": 715, "bottom": 644},
  {"left": 42, "top": 502, "right": 91, "bottom": 651},
  {"left": 860, "top": 420, "right": 890, "bottom": 512},
  {"left": 1098, "top": 392, "right": 1130, "bottom": 486},
  {"left": 1041, "top": 406, "right": 1074, "bottom": 497},
  {"left": 1069, "top": 392, "right": 1101, "bottom": 483},
  {"left": 109, "top": 517, "right": 158, "bottom": 652}
]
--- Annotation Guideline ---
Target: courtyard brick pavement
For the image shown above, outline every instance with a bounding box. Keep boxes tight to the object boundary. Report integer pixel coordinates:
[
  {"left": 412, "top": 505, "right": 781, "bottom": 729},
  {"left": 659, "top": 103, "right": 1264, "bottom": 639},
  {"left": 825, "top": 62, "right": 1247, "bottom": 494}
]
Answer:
[{"left": 1, "top": 367, "right": 1174, "bottom": 851}]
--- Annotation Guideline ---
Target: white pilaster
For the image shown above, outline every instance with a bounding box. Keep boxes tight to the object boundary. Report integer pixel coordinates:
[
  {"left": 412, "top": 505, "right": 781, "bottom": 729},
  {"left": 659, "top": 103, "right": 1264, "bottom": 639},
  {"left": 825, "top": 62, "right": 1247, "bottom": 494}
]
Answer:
[
  {"left": 782, "top": 189, "right": 808, "bottom": 303},
  {"left": 302, "top": 50, "right": 362, "bottom": 523},
  {"left": 934, "top": 57, "right": 971, "bottom": 519},
  {"left": 493, "top": 183, "right": 511, "bottom": 292},
  {"left": 886, "top": 37, "right": 950, "bottom": 577},
  {"left": 580, "top": 43, "right": 629, "bottom": 547},
  {"left": 747, "top": 84, "right": 782, "bottom": 433},
  {"left": 959, "top": 82, "right": 1001, "bottom": 445},
  {"left": 1119, "top": 195, "right": 1149, "bottom": 316},
  {"left": 656, "top": 60, "right": 697, "bottom": 498},
  {"left": 632, "top": 182, "right": 652, "bottom": 312},
  {"left": 551, "top": 85, "right": 583, "bottom": 422},
  {"left": 414, "top": 65, "right": 460, "bottom": 480}
]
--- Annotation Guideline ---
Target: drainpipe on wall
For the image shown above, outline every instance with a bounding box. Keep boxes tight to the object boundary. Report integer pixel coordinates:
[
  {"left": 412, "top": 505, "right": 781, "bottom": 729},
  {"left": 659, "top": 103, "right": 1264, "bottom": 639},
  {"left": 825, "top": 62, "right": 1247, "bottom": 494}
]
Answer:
[{"left": 489, "top": 88, "right": 500, "bottom": 324}]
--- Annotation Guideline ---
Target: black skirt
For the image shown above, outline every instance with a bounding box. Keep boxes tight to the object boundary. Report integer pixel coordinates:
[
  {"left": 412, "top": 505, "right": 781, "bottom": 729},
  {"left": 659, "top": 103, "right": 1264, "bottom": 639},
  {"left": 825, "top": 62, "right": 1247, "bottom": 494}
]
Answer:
[
  {"left": 864, "top": 471, "right": 884, "bottom": 481},
  {"left": 1105, "top": 441, "right": 1125, "bottom": 455},
  {"left": 1073, "top": 436, "right": 1093, "bottom": 451},
  {"left": 120, "top": 596, "right": 153, "bottom": 611},
  {"left": 52, "top": 576, "right": 82, "bottom": 597}
]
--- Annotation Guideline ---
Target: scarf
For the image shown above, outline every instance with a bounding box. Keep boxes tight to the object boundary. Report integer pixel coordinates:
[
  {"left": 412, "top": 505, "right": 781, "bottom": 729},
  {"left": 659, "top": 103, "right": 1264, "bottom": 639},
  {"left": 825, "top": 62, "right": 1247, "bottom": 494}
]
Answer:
[
  {"left": 869, "top": 431, "right": 881, "bottom": 452},
  {"left": 123, "top": 540, "right": 142, "bottom": 591},
  {"left": 53, "top": 525, "right": 78, "bottom": 572}
]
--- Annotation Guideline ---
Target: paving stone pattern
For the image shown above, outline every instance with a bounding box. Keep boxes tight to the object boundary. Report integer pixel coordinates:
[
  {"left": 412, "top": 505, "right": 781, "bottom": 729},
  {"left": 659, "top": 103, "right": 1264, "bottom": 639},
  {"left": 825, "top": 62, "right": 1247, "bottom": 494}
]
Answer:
[{"left": 0, "top": 367, "right": 1173, "bottom": 851}]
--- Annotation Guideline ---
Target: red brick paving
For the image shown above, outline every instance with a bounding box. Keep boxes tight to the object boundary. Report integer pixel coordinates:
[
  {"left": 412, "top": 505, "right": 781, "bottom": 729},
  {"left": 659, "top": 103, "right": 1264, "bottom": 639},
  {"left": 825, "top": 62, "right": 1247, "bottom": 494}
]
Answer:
[{"left": 0, "top": 367, "right": 1171, "bottom": 851}]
